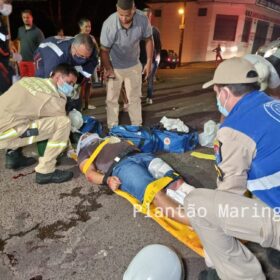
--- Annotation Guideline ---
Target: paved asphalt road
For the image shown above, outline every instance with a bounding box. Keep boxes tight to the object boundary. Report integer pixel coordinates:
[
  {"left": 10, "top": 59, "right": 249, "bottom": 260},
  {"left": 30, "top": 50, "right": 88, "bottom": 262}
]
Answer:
[{"left": 0, "top": 63, "right": 279, "bottom": 280}]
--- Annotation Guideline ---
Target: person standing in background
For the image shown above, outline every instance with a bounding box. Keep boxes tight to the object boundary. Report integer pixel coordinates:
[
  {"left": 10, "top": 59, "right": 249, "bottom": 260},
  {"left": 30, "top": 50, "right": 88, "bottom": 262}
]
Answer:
[
  {"left": 54, "top": 24, "right": 67, "bottom": 40},
  {"left": 212, "top": 44, "right": 223, "bottom": 65},
  {"left": 11, "top": 9, "right": 45, "bottom": 77},
  {"left": 78, "top": 18, "right": 98, "bottom": 52},
  {"left": 140, "top": 7, "right": 161, "bottom": 105},
  {"left": 100, "top": 0, "right": 153, "bottom": 129},
  {"left": 17, "top": 9, "right": 44, "bottom": 62},
  {"left": 78, "top": 18, "right": 100, "bottom": 86}
]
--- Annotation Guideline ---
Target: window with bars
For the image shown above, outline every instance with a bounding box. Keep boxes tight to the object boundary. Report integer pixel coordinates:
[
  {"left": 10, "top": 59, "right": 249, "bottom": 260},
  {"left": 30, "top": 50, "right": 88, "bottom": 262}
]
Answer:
[
  {"left": 154, "top": 9, "right": 162, "bottom": 17},
  {"left": 271, "top": 24, "right": 280, "bottom": 41},
  {"left": 241, "top": 17, "right": 252, "bottom": 42},
  {"left": 213, "top": 14, "right": 238, "bottom": 41}
]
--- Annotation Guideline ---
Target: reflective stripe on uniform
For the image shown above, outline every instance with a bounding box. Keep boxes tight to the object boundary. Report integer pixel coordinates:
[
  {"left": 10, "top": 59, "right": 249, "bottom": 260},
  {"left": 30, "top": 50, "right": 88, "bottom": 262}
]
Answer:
[
  {"left": 0, "top": 32, "right": 6, "bottom": 42},
  {"left": 0, "top": 128, "right": 18, "bottom": 140},
  {"left": 28, "top": 122, "right": 38, "bottom": 145},
  {"left": 247, "top": 170, "right": 280, "bottom": 192},
  {"left": 39, "top": 42, "right": 63, "bottom": 57},
  {"left": 46, "top": 141, "right": 68, "bottom": 148},
  {"left": 74, "top": 66, "right": 92, "bottom": 78}
]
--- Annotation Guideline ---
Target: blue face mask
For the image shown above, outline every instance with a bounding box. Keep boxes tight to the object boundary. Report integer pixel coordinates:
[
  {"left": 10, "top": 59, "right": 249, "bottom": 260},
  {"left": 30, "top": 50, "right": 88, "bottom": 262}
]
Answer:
[
  {"left": 216, "top": 92, "right": 229, "bottom": 117},
  {"left": 72, "top": 55, "right": 87, "bottom": 65},
  {"left": 58, "top": 82, "right": 74, "bottom": 97}
]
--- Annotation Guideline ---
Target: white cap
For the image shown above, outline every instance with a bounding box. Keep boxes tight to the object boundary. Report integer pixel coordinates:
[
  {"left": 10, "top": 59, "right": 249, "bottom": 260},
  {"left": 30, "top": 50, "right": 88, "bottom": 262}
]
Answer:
[
  {"left": 202, "top": 57, "right": 259, "bottom": 89},
  {"left": 243, "top": 54, "right": 280, "bottom": 90}
]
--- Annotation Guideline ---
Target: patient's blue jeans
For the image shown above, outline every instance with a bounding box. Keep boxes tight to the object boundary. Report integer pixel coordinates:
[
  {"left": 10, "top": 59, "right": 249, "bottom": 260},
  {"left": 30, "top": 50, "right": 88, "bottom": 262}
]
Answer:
[{"left": 112, "top": 153, "right": 156, "bottom": 202}]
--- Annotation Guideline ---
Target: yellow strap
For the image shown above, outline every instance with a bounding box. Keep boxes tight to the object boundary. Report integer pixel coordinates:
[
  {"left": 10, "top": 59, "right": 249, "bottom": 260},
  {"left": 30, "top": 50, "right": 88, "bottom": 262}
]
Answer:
[
  {"left": 115, "top": 188, "right": 204, "bottom": 256},
  {"left": 141, "top": 176, "right": 175, "bottom": 214},
  {"left": 191, "top": 151, "right": 215, "bottom": 161},
  {"left": 69, "top": 149, "right": 204, "bottom": 257},
  {"left": 82, "top": 138, "right": 110, "bottom": 174}
]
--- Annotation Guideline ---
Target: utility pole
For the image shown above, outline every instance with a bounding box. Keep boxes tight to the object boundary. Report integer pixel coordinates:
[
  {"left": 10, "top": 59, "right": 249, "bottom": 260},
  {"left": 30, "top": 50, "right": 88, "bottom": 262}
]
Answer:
[{"left": 178, "top": 1, "right": 186, "bottom": 67}]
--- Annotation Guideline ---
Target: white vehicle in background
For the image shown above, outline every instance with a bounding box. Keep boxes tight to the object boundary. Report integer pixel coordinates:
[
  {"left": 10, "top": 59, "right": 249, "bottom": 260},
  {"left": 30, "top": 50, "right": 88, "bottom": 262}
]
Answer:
[{"left": 256, "top": 38, "right": 280, "bottom": 58}]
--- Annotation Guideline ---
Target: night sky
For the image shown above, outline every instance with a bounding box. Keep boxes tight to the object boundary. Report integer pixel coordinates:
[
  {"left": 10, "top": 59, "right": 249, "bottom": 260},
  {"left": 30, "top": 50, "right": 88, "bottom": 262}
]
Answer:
[{"left": 9, "top": 0, "right": 148, "bottom": 40}]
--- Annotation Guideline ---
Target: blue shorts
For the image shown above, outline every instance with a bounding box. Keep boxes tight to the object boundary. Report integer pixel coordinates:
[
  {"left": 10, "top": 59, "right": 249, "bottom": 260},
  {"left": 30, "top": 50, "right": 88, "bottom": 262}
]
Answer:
[{"left": 112, "top": 153, "right": 156, "bottom": 202}]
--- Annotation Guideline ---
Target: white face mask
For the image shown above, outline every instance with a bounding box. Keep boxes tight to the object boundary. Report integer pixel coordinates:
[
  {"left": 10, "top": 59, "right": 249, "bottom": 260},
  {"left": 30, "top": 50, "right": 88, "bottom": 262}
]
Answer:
[
  {"left": 57, "top": 78, "right": 74, "bottom": 97},
  {"left": 216, "top": 91, "right": 229, "bottom": 117}
]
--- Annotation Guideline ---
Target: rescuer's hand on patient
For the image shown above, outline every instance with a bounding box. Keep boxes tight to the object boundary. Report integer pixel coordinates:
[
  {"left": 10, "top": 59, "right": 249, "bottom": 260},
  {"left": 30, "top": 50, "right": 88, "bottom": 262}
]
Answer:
[{"left": 107, "top": 176, "right": 121, "bottom": 191}]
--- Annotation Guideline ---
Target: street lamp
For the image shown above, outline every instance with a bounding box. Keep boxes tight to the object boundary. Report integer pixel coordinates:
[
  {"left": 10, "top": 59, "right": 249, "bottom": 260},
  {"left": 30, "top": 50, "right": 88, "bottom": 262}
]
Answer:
[{"left": 178, "top": 6, "right": 185, "bottom": 67}]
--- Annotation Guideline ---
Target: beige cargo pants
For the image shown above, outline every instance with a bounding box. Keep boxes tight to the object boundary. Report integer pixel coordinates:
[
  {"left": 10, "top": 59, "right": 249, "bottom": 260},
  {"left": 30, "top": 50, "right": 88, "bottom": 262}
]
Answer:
[
  {"left": 106, "top": 63, "right": 142, "bottom": 128},
  {"left": 184, "top": 188, "right": 280, "bottom": 280},
  {"left": 0, "top": 116, "right": 71, "bottom": 174}
]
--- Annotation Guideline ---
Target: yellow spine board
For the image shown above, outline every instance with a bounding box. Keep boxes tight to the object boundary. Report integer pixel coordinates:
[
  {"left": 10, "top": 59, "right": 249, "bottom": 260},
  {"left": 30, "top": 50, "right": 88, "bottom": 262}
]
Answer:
[
  {"left": 77, "top": 140, "right": 204, "bottom": 257},
  {"left": 115, "top": 177, "right": 204, "bottom": 257}
]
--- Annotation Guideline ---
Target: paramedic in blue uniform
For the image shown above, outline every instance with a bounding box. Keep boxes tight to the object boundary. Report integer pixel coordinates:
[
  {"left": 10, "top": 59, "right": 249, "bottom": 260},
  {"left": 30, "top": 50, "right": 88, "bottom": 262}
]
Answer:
[
  {"left": 34, "top": 33, "right": 98, "bottom": 111},
  {"left": 184, "top": 57, "right": 280, "bottom": 280},
  {"left": 34, "top": 33, "right": 97, "bottom": 79}
]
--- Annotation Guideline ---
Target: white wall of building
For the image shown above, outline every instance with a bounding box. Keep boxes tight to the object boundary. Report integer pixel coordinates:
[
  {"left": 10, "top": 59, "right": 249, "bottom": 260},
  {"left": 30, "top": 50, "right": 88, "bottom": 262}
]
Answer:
[
  {"left": 151, "top": 2, "right": 185, "bottom": 57},
  {"left": 148, "top": 1, "right": 280, "bottom": 62}
]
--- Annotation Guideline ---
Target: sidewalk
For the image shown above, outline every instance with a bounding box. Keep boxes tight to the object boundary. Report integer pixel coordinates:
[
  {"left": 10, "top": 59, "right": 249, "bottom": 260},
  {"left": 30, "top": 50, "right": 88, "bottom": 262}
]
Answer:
[{"left": 180, "top": 60, "right": 217, "bottom": 69}]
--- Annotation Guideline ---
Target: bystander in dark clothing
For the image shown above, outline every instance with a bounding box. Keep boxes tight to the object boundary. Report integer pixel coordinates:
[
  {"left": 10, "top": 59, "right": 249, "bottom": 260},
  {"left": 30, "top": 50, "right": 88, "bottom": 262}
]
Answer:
[
  {"left": 139, "top": 8, "right": 161, "bottom": 105},
  {"left": 212, "top": 44, "right": 223, "bottom": 64},
  {"left": 17, "top": 10, "right": 44, "bottom": 61}
]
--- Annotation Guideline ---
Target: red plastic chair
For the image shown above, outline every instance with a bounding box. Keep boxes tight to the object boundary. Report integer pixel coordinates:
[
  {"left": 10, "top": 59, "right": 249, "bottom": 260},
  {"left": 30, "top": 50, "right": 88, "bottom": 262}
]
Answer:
[{"left": 18, "top": 61, "right": 35, "bottom": 77}]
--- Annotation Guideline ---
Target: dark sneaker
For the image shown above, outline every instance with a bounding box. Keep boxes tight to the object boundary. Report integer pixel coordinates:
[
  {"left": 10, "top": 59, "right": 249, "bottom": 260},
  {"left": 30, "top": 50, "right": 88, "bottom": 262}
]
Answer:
[
  {"left": 5, "top": 148, "right": 37, "bottom": 170},
  {"left": 36, "top": 169, "right": 73, "bottom": 184},
  {"left": 198, "top": 268, "right": 220, "bottom": 280},
  {"left": 266, "top": 248, "right": 280, "bottom": 269}
]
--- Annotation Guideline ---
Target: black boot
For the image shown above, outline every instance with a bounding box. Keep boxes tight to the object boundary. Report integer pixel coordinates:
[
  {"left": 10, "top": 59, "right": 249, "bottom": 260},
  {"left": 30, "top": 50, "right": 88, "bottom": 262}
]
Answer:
[
  {"left": 266, "top": 248, "right": 280, "bottom": 269},
  {"left": 198, "top": 268, "right": 220, "bottom": 280},
  {"left": 36, "top": 169, "right": 73, "bottom": 184},
  {"left": 5, "top": 148, "right": 37, "bottom": 170}
]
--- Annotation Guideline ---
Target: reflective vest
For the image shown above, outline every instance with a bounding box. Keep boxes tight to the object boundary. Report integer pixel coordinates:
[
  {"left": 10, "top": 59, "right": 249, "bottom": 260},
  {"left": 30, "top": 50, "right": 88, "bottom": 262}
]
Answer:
[{"left": 221, "top": 91, "right": 280, "bottom": 208}]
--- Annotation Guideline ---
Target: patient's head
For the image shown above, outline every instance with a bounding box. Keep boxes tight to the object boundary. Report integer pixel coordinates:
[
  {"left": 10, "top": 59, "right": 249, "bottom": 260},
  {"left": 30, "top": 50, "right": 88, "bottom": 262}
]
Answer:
[{"left": 77, "top": 133, "right": 100, "bottom": 155}]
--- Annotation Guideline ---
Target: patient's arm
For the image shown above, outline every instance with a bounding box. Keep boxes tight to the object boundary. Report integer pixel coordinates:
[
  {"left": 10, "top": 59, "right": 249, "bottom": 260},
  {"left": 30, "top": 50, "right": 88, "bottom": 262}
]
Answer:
[
  {"left": 79, "top": 159, "right": 121, "bottom": 191},
  {"left": 153, "top": 190, "right": 190, "bottom": 226},
  {"left": 151, "top": 179, "right": 195, "bottom": 226}
]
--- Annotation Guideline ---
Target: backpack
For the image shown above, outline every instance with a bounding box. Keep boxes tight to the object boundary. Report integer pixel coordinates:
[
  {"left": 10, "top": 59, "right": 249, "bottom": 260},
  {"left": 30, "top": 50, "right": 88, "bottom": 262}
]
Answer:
[
  {"left": 152, "top": 126, "right": 199, "bottom": 153},
  {"left": 109, "top": 125, "right": 157, "bottom": 153},
  {"left": 80, "top": 116, "right": 104, "bottom": 136}
]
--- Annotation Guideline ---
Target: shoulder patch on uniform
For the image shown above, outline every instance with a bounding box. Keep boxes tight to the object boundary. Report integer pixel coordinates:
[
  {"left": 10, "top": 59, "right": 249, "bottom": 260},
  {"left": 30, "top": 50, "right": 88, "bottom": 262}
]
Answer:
[
  {"left": 214, "top": 139, "right": 224, "bottom": 181},
  {"left": 264, "top": 101, "right": 280, "bottom": 123},
  {"left": 213, "top": 139, "right": 222, "bottom": 164}
]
